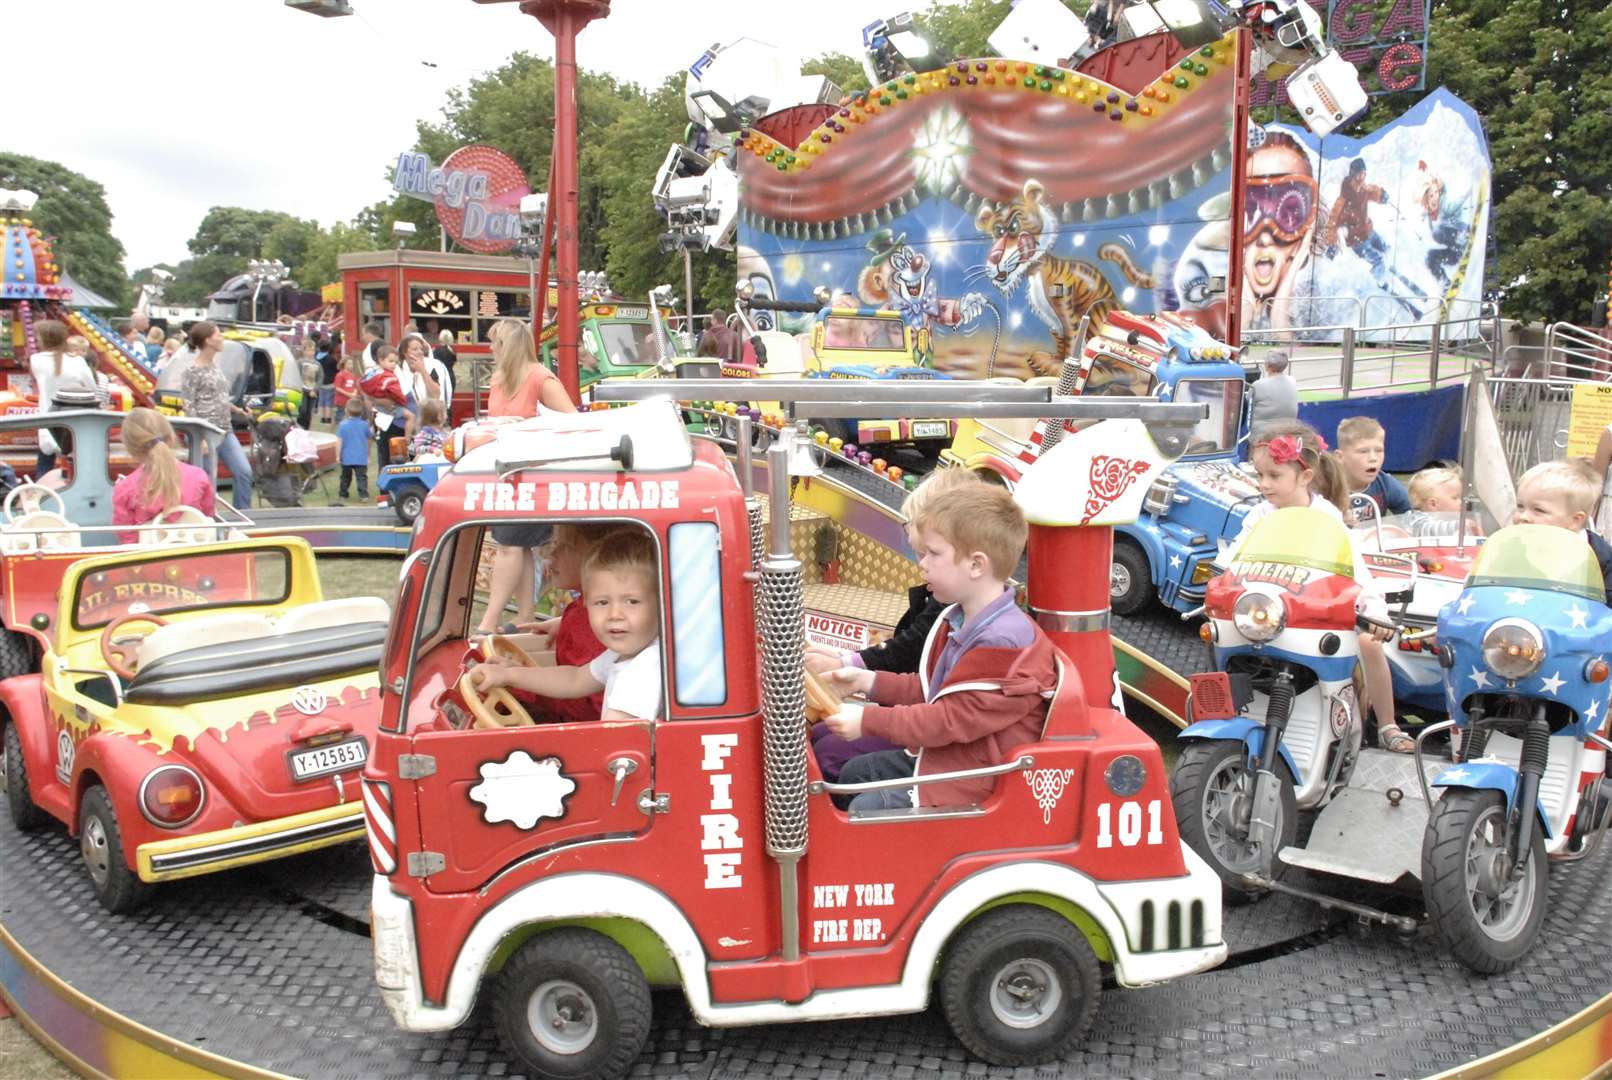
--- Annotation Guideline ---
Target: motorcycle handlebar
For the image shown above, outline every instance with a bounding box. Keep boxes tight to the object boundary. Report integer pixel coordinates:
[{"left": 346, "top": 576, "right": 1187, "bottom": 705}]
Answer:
[{"left": 1356, "top": 614, "right": 1398, "bottom": 637}]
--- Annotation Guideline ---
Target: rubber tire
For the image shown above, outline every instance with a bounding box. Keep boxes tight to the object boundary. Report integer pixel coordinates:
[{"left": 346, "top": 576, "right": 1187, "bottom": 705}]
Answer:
[
  {"left": 0, "top": 628, "right": 34, "bottom": 679},
  {"left": 939, "top": 905, "right": 1101, "bottom": 1066},
  {"left": 493, "top": 927, "right": 652, "bottom": 1080},
  {"left": 1422, "top": 788, "right": 1548, "bottom": 974},
  {"left": 78, "top": 785, "right": 153, "bottom": 914},
  {"left": 1109, "top": 538, "right": 1154, "bottom": 616},
  {"left": 393, "top": 484, "right": 427, "bottom": 525},
  {"left": 3, "top": 722, "right": 49, "bottom": 831},
  {"left": 1171, "top": 738, "right": 1297, "bottom": 904}
]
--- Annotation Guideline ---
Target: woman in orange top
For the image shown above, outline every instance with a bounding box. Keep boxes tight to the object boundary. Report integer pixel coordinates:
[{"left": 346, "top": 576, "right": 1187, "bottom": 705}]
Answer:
[{"left": 476, "top": 319, "right": 578, "bottom": 634}]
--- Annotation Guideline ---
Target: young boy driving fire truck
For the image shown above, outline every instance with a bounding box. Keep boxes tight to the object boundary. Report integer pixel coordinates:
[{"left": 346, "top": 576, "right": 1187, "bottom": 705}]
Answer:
[
  {"left": 469, "top": 529, "right": 663, "bottom": 722},
  {"left": 822, "top": 480, "right": 1058, "bottom": 810}
]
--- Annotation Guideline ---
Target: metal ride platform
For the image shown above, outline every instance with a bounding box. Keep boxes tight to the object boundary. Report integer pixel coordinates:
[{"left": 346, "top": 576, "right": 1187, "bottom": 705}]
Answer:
[
  {"left": 2, "top": 811, "right": 1609, "bottom": 1079},
  {"left": 247, "top": 506, "right": 412, "bottom": 556}
]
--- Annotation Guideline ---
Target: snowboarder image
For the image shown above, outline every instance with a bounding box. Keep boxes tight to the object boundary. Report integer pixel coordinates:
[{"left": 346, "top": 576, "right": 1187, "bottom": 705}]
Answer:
[
  {"left": 1321, "top": 157, "right": 1421, "bottom": 311},
  {"left": 1416, "top": 160, "right": 1467, "bottom": 288},
  {"left": 856, "top": 228, "right": 986, "bottom": 365}
]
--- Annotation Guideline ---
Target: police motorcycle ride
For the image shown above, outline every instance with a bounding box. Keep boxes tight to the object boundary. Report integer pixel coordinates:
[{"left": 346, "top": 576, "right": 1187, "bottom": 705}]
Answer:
[
  {"left": 1419, "top": 524, "right": 1612, "bottom": 971},
  {"left": 1169, "top": 506, "right": 1418, "bottom": 907}
]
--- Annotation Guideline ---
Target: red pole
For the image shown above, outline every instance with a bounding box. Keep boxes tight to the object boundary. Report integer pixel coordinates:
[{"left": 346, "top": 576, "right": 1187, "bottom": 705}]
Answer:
[
  {"left": 520, "top": 0, "right": 610, "bottom": 406},
  {"left": 534, "top": 154, "right": 557, "bottom": 334},
  {"left": 1225, "top": 28, "right": 1253, "bottom": 348}
]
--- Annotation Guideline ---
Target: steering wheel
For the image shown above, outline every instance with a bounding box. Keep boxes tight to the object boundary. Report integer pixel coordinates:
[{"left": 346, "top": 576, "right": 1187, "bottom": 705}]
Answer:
[
  {"left": 100, "top": 613, "right": 171, "bottom": 681},
  {"left": 4, "top": 483, "right": 65, "bottom": 523},
  {"left": 803, "top": 668, "right": 843, "bottom": 723},
  {"left": 457, "top": 669, "right": 536, "bottom": 730},
  {"left": 479, "top": 633, "right": 539, "bottom": 669},
  {"left": 146, "top": 505, "right": 215, "bottom": 545}
]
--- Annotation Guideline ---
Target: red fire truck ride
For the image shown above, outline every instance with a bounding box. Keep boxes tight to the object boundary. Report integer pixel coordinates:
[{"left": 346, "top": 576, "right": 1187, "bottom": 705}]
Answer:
[{"left": 364, "top": 382, "right": 1225, "bottom": 1079}]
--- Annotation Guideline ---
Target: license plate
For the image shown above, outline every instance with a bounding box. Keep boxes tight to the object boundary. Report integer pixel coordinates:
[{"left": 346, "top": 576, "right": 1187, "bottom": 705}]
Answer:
[
  {"left": 289, "top": 738, "right": 368, "bottom": 782},
  {"left": 912, "top": 420, "right": 950, "bottom": 439}
]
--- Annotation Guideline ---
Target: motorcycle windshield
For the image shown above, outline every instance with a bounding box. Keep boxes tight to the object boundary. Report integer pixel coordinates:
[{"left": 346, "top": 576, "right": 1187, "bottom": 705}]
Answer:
[
  {"left": 1235, "top": 506, "right": 1355, "bottom": 579},
  {"left": 1467, "top": 524, "right": 1605, "bottom": 603}
]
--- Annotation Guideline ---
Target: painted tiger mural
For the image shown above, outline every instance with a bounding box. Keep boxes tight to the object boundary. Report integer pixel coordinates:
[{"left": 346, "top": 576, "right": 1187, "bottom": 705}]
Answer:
[{"left": 973, "top": 179, "right": 1156, "bottom": 375}]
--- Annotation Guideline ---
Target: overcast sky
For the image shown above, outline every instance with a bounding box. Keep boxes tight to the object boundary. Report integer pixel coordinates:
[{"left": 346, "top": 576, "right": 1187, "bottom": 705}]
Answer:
[{"left": 11, "top": 0, "right": 882, "bottom": 272}]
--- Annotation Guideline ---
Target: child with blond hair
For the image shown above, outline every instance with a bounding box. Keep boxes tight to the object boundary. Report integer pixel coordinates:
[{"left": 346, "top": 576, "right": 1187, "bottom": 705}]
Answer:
[
  {"left": 1513, "top": 458, "right": 1611, "bottom": 607},
  {"left": 470, "top": 529, "right": 662, "bottom": 722},
  {"left": 823, "top": 480, "right": 1057, "bottom": 810},
  {"left": 112, "top": 408, "right": 216, "bottom": 543},
  {"left": 1227, "top": 420, "right": 1405, "bottom": 750},
  {"left": 1336, "top": 416, "right": 1410, "bottom": 516}
]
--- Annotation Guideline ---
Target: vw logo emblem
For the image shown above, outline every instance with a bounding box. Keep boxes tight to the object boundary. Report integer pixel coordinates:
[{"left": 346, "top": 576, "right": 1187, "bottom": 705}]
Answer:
[{"left": 290, "top": 686, "right": 327, "bottom": 716}]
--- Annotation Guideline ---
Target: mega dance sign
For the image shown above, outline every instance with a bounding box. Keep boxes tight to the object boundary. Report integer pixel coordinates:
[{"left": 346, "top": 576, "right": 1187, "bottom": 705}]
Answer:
[
  {"left": 391, "top": 145, "right": 529, "bottom": 254},
  {"left": 1251, "top": 0, "right": 1431, "bottom": 106}
]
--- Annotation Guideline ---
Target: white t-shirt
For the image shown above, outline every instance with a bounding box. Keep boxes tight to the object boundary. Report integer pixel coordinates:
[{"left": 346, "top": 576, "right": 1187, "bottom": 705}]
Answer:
[
  {"left": 588, "top": 639, "right": 663, "bottom": 720},
  {"left": 28, "top": 351, "right": 96, "bottom": 408}
]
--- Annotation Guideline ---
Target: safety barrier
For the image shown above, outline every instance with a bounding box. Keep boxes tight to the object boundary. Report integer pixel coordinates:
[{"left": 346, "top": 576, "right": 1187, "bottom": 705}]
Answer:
[{"left": 1244, "top": 308, "right": 1499, "bottom": 399}]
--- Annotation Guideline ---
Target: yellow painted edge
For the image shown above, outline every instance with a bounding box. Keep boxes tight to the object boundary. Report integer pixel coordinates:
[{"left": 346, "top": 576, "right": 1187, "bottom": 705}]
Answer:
[
  {"left": 0, "top": 923, "right": 295, "bottom": 1080},
  {"left": 1112, "top": 638, "right": 1191, "bottom": 691},
  {"left": 1119, "top": 682, "right": 1186, "bottom": 729},
  {"left": 136, "top": 803, "right": 365, "bottom": 882},
  {"left": 1426, "top": 989, "right": 1612, "bottom": 1079}
]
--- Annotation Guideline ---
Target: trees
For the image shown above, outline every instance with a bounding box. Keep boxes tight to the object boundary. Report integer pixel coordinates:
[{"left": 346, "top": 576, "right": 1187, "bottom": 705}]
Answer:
[
  {"left": 1419, "top": 0, "right": 1611, "bottom": 324},
  {"left": 0, "top": 152, "right": 129, "bottom": 309}
]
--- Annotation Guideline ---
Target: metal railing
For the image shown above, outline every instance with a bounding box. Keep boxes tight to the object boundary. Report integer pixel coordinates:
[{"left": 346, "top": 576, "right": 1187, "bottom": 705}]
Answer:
[
  {"left": 1541, "top": 321, "right": 1612, "bottom": 381},
  {"left": 1244, "top": 295, "right": 1497, "bottom": 342},
  {"left": 1242, "top": 308, "right": 1499, "bottom": 398}
]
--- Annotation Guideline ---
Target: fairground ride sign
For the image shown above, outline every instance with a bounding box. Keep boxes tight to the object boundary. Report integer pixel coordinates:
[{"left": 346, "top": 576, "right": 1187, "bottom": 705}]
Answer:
[
  {"left": 1250, "top": 0, "right": 1430, "bottom": 108},
  {"left": 391, "top": 144, "right": 529, "bottom": 255}
]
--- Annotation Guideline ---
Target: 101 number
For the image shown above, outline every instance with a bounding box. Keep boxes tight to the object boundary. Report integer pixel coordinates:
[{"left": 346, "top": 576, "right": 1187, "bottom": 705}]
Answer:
[{"left": 1096, "top": 799, "right": 1164, "bottom": 848}]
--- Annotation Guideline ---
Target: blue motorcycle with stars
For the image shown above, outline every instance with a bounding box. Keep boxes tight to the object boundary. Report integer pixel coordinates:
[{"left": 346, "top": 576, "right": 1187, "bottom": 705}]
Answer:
[{"left": 1423, "top": 523, "right": 1612, "bottom": 972}]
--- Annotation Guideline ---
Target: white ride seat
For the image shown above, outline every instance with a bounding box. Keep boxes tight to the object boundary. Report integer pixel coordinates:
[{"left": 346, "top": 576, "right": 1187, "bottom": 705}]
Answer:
[
  {"left": 273, "top": 596, "right": 391, "bottom": 635},
  {"left": 0, "top": 511, "right": 80, "bottom": 554},
  {"left": 135, "top": 612, "right": 278, "bottom": 671},
  {"left": 1025, "top": 376, "right": 1061, "bottom": 388},
  {"left": 139, "top": 505, "right": 218, "bottom": 546}
]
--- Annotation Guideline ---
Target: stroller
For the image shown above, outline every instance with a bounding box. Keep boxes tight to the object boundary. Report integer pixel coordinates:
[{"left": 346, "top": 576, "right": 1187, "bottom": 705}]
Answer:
[{"left": 250, "top": 414, "right": 302, "bottom": 507}]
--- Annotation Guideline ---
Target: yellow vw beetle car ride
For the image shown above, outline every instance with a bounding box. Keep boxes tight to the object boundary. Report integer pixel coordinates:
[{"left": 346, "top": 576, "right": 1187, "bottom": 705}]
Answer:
[{"left": 0, "top": 536, "right": 388, "bottom": 912}]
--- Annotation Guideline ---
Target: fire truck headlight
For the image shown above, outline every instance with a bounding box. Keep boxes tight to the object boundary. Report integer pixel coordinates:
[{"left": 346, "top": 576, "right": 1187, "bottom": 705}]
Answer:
[
  {"left": 1482, "top": 619, "right": 1545, "bottom": 681},
  {"left": 1232, "top": 592, "right": 1285, "bottom": 642}
]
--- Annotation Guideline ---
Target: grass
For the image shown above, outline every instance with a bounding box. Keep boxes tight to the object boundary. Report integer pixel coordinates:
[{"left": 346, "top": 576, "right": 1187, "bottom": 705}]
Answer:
[{"left": 317, "top": 556, "right": 403, "bottom": 605}]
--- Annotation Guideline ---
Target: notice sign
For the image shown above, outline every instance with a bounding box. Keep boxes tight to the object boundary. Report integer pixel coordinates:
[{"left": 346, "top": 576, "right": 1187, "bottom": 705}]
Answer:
[
  {"left": 1567, "top": 383, "right": 1612, "bottom": 458},
  {"left": 804, "top": 613, "right": 870, "bottom": 653}
]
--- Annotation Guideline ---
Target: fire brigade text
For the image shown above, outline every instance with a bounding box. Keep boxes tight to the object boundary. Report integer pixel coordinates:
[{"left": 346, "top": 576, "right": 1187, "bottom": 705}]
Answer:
[
  {"left": 700, "top": 733, "right": 744, "bottom": 889},
  {"left": 460, "top": 480, "right": 680, "bottom": 514}
]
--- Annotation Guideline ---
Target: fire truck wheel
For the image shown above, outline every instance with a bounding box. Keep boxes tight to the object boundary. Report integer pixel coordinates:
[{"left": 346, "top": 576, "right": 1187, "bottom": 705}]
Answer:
[
  {"left": 0, "top": 628, "right": 34, "bottom": 680},
  {"left": 1109, "top": 539, "right": 1154, "bottom": 616},
  {"left": 1421, "top": 788, "right": 1547, "bottom": 974},
  {"left": 493, "top": 928, "right": 652, "bottom": 1080},
  {"left": 1171, "top": 739, "right": 1296, "bottom": 904},
  {"left": 78, "top": 785, "right": 153, "bottom": 914},
  {"left": 3, "top": 721, "right": 50, "bottom": 831},
  {"left": 939, "top": 905, "right": 1101, "bottom": 1066}
]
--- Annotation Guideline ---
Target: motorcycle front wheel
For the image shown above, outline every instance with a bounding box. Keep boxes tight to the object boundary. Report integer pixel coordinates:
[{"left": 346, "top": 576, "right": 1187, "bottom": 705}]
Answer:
[
  {"left": 1171, "top": 739, "right": 1296, "bottom": 903},
  {"left": 1422, "top": 788, "right": 1547, "bottom": 974}
]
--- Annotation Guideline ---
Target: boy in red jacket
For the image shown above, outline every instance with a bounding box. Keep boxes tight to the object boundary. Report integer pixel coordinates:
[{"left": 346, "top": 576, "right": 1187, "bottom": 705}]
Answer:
[{"left": 824, "top": 481, "right": 1058, "bottom": 810}]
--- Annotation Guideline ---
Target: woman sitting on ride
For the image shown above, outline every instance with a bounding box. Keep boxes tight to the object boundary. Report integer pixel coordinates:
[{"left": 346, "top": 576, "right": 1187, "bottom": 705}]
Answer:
[
  {"left": 112, "top": 407, "right": 217, "bottom": 544},
  {"left": 1226, "top": 420, "right": 1404, "bottom": 751}
]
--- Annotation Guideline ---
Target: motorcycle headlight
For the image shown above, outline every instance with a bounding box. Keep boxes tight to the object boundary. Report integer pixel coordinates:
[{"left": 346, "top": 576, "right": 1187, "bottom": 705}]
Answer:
[
  {"left": 1232, "top": 591, "right": 1285, "bottom": 642},
  {"left": 1481, "top": 619, "right": 1546, "bottom": 681}
]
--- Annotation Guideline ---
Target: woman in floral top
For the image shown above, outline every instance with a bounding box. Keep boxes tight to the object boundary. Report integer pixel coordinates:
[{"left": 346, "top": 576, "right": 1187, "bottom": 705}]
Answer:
[{"left": 181, "top": 321, "right": 255, "bottom": 510}]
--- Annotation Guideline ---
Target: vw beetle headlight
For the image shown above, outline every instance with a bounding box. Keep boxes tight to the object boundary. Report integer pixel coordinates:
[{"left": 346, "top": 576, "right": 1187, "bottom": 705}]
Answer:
[
  {"left": 1481, "top": 618, "right": 1545, "bottom": 681},
  {"left": 1232, "top": 591, "right": 1285, "bottom": 642}
]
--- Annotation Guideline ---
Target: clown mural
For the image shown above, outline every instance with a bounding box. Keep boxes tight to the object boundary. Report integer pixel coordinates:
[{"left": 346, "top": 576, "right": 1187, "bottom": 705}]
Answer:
[
  {"left": 855, "top": 228, "right": 986, "bottom": 365},
  {"left": 736, "top": 33, "right": 1242, "bottom": 378}
]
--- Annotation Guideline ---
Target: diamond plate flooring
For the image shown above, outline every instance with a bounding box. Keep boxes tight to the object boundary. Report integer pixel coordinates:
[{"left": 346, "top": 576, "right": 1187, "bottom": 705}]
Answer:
[{"left": 3, "top": 805, "right": 1609, "bottom": 1079}]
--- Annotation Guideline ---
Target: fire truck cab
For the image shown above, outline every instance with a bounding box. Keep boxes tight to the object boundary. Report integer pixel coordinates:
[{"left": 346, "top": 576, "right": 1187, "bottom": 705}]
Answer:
[{"left": 366, "top": 400, "right": 1226, "bottom": 1079}]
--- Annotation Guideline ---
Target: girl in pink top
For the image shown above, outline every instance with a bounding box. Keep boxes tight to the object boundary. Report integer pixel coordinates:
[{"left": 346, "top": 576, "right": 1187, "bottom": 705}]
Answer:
[{"left": 113, "top": 408, "right": 216, "bottom": 543}]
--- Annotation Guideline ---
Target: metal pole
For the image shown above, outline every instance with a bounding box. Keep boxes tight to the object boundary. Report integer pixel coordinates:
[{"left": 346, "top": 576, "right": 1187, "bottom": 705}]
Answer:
[
  {"left": 1339, "top": 326, "right": 1356, "bottom": 399},
  {"left": 522, "top": 0, "right": 610, "bottom": 407},
  {"left": 1428, "top": 317, "right": 1442, "bottom": 387},
  {"left": 682, "top": 247, "right": 697, "bottom": 351}
]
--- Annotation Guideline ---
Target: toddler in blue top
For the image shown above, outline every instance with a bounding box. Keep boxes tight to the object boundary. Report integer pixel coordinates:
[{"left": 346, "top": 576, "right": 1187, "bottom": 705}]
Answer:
[{"left": 337, "top": 397, "right": 371, "bottom": 499}]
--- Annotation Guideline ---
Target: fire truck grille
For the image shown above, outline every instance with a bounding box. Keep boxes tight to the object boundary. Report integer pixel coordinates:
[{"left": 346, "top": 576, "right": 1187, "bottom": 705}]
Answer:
[{"left": 758, "top": 557, "right": 809, "bottom": 856}]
